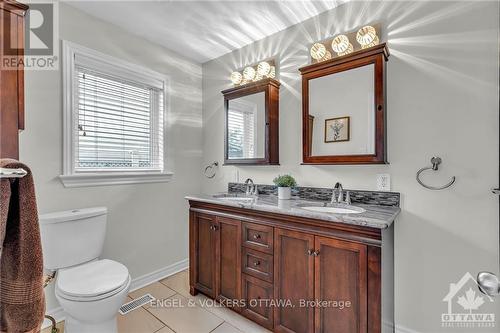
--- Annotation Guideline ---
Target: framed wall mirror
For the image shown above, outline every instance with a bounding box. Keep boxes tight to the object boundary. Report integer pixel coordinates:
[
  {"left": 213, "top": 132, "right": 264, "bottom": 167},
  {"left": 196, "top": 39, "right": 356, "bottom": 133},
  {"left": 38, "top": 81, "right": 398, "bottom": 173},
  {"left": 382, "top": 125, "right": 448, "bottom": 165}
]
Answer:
[
  {"left": 222, "top": 78, "right": 280, "bottom": 165},
  {"left": 299, "top": 43, "right": 389, "bottom": 164}
]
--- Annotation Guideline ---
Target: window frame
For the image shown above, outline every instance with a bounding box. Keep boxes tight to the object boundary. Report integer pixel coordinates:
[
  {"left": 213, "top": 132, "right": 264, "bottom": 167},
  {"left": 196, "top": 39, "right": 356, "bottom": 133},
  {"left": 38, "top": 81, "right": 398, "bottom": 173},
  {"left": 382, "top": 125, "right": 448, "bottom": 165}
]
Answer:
[{"left": 60, "top": 40, "right": 172, "bottom": 187}]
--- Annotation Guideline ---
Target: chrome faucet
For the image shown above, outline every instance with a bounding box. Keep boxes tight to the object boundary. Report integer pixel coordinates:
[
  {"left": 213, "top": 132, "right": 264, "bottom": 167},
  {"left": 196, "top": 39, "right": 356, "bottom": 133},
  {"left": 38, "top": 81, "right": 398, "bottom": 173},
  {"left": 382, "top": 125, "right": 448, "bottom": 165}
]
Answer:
[
  {"left": 244, "top": 178, "right": 258, "bottom": 196},
  {"left": 331, "top": 182, "right": 351, "bottom": 205}
]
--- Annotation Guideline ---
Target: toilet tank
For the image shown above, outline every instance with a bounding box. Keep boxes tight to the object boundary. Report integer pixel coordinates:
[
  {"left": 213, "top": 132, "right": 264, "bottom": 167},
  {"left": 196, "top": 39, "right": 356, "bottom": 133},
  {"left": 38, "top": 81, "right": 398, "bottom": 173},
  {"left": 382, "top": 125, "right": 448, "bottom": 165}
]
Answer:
[{"left": 39, "top": 207, "right": 107, "bottom": 270}]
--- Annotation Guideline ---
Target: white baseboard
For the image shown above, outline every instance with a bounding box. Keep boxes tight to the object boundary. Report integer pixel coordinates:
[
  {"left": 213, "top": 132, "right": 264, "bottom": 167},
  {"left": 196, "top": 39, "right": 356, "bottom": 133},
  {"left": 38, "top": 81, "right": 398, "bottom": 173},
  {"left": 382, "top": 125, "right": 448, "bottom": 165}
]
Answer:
[
  {"left": 42, "top": 258, "right": 189, "bottom": 329},
  {"left": 129, "top": 258, "right": 189, "bottom": 292}
]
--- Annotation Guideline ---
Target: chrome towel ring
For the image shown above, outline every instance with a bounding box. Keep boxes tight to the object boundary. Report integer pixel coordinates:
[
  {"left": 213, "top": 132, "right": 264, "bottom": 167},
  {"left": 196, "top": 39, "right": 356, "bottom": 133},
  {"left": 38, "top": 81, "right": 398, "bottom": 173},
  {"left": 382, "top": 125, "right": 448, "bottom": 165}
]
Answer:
[
  {"left": 416, "top": 157, "right": 456, "bottom": 190},
  {"left": 204, "top": 161, "right": 219, "bottom": 179}
]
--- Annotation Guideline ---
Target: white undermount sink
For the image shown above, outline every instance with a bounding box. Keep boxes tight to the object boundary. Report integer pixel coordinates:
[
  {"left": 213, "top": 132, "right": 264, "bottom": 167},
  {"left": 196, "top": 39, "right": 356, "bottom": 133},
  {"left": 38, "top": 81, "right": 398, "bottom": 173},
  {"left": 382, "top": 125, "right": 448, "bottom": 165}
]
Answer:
[{"left": 300, "top": 206, "right": 365, "bottom": 214}]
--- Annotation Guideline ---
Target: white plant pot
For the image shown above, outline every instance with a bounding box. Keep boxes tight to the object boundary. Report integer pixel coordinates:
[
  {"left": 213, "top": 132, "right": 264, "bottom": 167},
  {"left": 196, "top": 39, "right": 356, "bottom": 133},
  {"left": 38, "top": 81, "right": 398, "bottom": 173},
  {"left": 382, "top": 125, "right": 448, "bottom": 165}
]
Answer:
[{"left": 278, "top": 187, "right": 291, "bottom": 200}]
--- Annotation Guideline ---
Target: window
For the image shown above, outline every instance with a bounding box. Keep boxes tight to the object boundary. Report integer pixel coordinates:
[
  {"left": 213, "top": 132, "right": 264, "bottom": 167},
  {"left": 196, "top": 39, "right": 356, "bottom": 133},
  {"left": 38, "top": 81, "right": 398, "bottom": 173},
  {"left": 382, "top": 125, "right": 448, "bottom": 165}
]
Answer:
[
  {"left": 227, "top": 100, "right": 257, "bottom": 159},
  {"left": 60, "top": 41, "right": 171, "bottom": 187}
]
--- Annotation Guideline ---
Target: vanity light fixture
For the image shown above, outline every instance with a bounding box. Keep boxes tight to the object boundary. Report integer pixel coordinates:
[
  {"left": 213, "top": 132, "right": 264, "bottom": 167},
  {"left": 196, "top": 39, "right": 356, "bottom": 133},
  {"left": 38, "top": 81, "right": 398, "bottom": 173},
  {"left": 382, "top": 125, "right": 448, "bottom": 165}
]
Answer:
[
  {"left": 257, "top": 61, "right": 271, "bottom": 76},
  {"left": 320, "top": 51, "right": 332, "bottom": 61},
  {"left": 310, "top": 42, "right": 327, "bottom": 60},
  {"left": 230, "top": 71, "right": 243, "bottom": 85},
  {"left": 268, "top": 65, "right": 276, "bottom": 79},
  {"left": 308, "top": 23, "right": 381, "bottom": 63},
  {"left": 338, "top": 43, "right": 353, "bottom": 56},
  {"left": 243, "top": 66, "right": 256, "bottom": 81},
  {"left": 356, "top": 25, "right": 378, "bottom": 47},
  {"left": 230, "top": 60, "right": 276, "bottom": 86},
  {"left": 362, "top": 35, "right": 380, "bottom": 49},
  {"left": 331, "top": 34, "right": 350, "bottom": 54}
]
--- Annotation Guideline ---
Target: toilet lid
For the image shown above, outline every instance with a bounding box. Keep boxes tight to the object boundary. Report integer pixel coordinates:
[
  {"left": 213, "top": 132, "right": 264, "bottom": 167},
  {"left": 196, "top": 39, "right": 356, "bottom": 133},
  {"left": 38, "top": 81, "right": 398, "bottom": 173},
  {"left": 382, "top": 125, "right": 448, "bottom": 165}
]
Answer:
[{"left": 57, "top": 259, "right": 129, "bottom": 298}]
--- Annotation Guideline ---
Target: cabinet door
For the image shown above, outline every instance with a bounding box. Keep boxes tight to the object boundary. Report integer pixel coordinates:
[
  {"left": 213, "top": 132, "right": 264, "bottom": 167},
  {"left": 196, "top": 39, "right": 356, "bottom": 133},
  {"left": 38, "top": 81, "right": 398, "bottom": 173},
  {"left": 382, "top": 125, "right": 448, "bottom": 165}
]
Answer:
[
  {"left": 314, "top": 237, "right": 367, "bottom": 333},
  {"left": 190, "top": 212, "right": 217, "bottom": 298},
  {"left": 0, "top": 3, "right": 27, "bottom": 159},
  {"left": 241, "top": 274, "right": 274, "bottom": 330},
  {"left": 274, "top": 228, "right": 314, "bottom": 333},
  {"left": 216, "top": 217, "right": 241, "bottom": 309}
]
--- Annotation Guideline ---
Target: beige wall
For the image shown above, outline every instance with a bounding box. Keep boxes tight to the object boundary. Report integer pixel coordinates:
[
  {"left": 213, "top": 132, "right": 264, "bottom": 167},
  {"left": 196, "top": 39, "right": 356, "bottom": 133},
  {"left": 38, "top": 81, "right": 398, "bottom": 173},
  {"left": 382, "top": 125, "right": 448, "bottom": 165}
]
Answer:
[
  {"left": 20, "top": 3, "right": 202, "bottom": 311},
  {"left": 202, "top": 1, "right": 500, "bottom": 332}
]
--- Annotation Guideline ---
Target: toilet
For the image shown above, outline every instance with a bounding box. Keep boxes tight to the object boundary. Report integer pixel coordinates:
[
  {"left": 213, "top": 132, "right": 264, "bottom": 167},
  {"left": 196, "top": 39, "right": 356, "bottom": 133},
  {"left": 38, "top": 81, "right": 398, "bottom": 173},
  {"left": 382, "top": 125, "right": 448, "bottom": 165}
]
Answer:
[{"left": 39, "top": 207, "right": 131, "bottom": 333}]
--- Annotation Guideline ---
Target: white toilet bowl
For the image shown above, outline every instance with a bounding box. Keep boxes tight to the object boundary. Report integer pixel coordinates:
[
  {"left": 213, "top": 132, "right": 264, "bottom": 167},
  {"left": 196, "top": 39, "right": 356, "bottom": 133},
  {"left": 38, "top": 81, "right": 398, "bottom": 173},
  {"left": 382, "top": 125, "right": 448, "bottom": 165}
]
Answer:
[
  {"left": 39, "top": 208, "right": 130, "bottom": 333},
  {"left": 55, "top": 259, "right": 131, "bottom": 333}
]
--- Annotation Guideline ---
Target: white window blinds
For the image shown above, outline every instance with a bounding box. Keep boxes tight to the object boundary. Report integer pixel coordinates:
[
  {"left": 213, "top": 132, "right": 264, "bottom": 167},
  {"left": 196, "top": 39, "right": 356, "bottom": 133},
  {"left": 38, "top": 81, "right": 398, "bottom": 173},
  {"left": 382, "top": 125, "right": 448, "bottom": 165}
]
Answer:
[
  {"left": 227, "top": 108, "right": 255, "bottom": 159},
  {"left": 75, "top": 67, "right": 164, "bottom": 172}
]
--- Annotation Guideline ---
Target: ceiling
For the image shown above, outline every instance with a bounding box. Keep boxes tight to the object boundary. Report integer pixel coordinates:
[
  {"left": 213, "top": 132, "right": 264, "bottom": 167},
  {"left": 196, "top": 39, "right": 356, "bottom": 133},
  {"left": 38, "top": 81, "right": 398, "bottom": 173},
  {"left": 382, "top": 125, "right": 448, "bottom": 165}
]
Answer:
[{"left": 67, "top": 1, "right": 347, "bottom": 63}]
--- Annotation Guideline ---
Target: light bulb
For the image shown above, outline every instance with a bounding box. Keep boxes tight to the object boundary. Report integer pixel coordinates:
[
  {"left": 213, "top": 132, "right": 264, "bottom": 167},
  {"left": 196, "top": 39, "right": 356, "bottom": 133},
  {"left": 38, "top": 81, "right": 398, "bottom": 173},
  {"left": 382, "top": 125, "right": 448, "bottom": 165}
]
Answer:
[
  {"left": 243, "top": 66, "right": 256, "bottom": 80},
  {"left": 320, "top": 51, "right": 332, "bottom": 62},
  {"left": 338, "top": 43, "right": 353, "bottom": 56},
  {"left": 361, "top": 35, "right": 379, "bottom": 49},
  {"left": 310, "top": 43, "right": 326, "bottom": 60},
  {"left": 356, "top": 25, "right": 377, "bottom": 46},
  {"left": 331, "top": 34, "right": 350, "bottom": 54},
  {"left": 254, "top": 72, "right": 263, "bottom": 81},
  {"left": 267, "top": 66, "right": 275, "bottom": 79},
  {"left": 257, "top": 61, "right": 271, "bottom": 76},
  {"left": 230, "top": 71, "right": 242, "bottom": 85}
]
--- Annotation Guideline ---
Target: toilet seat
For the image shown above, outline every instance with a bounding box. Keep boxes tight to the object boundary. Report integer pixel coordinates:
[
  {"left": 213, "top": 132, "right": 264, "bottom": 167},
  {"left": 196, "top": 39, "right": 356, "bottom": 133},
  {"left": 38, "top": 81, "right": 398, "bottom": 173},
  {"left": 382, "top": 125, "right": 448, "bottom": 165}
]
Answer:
[{"left": 56, "top": 259, "right": 130, "bottom": 302}]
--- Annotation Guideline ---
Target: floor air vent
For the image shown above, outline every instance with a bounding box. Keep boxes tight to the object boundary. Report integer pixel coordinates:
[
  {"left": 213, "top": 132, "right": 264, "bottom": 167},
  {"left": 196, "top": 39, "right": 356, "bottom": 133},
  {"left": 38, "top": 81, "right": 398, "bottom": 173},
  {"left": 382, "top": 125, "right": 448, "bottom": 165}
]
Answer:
[{"left": 119, "top": 294, "right": 155, "bottom": 315}]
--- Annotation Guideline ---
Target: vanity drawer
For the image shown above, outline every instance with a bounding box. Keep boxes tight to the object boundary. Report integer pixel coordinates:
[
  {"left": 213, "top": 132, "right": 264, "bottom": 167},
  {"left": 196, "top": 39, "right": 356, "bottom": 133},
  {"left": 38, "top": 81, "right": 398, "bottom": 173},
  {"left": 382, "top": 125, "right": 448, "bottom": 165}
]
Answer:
[
  {"left": 241, "top": 274, "right": 274, "bottom": 330},
  {"left": 242, "top": 247, "right": 273, "bottom": 283},
  {"left": 242, "top": 222, "right": 273, "bottom": 254}
]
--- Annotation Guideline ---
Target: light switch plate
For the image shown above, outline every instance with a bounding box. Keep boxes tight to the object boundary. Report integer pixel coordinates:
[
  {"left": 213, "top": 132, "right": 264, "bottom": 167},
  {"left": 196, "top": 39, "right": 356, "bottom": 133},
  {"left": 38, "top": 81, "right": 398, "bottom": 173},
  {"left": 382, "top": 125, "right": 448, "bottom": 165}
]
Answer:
[{"left": 377, "top": 174, "right": 391, "bottom": 191}]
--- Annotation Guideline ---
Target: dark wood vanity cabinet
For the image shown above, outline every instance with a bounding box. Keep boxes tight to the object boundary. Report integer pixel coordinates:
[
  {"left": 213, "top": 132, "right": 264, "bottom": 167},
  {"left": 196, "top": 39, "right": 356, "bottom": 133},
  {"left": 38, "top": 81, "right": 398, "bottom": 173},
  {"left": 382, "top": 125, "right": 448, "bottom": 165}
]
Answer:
[{"left": 189, "top": 201, "right": 393, "bottom": 333}]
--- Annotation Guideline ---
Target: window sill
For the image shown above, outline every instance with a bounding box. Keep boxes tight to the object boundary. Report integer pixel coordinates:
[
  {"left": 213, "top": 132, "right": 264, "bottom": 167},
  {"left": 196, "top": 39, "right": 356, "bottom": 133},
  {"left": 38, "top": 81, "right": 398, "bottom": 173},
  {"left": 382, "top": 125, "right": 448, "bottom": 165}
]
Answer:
[{"left": 59, "top": 171, "right": 174, "bottom": 188}]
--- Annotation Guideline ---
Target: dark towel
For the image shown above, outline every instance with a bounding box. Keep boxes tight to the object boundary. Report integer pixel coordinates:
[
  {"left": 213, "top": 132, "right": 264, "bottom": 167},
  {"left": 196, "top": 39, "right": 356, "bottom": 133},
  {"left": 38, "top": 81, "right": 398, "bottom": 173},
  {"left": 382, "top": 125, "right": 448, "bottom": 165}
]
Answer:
[{"left": 0, "top": 159, "right": 45, "bottom": 333}]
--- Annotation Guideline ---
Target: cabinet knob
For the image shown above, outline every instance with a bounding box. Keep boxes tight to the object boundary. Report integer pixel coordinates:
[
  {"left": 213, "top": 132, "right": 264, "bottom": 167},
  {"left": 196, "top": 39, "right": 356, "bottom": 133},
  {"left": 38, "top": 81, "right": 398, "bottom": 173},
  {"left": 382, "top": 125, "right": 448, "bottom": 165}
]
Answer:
[
  {"left": 253, "top": 260, "right": 261, "bottom": 267},
  {"left": 307, "top": 249, "right": 314, "bottom": 256},
  {"left": 313, "top": 250, "right": 320, "bottom": 257},
  {"left": 210, "top": 225, "right": 218, "bottom": 231},
  {"left": 253, "top": 234, "right": 261, "bottom": 240}
]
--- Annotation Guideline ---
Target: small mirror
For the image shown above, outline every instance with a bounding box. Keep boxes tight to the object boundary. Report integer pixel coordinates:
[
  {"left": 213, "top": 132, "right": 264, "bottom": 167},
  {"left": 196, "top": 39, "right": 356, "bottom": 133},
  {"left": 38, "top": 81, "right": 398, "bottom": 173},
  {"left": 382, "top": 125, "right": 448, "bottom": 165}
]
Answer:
[
  {"left": 300, "top": 44, "right": 389, "bottom": 164},
  {"left": 309, "top": 64, "right": 375, "bottom": 156},
  {"left": 227, "top": 92, "right": 265, "bottom": 160},
  {"left": 222, "top": 78, "right": 280, "bottom": 165}
]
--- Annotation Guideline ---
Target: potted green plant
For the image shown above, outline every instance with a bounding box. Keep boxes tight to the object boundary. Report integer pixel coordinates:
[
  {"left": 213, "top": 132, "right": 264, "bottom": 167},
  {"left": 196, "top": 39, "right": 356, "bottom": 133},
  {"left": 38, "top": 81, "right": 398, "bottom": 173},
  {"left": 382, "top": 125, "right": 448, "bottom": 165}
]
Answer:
[{"left": 273, "top": 174, "right": 297, "bottom": 200}]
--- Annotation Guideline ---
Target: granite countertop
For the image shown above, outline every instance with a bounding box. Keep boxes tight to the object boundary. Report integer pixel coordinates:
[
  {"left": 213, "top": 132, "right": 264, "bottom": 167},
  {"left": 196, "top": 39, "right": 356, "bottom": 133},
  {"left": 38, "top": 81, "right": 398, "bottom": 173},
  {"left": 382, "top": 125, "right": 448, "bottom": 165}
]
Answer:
[{"left": 185, "top": 193, "right": 400, "bottom": 229}]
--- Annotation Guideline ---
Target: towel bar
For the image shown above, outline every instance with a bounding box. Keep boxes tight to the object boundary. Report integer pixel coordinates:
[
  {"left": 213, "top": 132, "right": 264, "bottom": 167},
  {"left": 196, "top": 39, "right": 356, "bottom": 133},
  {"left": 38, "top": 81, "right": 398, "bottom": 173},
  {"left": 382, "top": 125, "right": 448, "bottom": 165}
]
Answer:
[
  {"left": 416, "top": 157, "right": 456, "bottom": 190},
  {"left": 204, "top": 162, "right": 218, "bottom": 179},
  {"left": 0, "top": 167, "right": 27, "bottom": 178}
]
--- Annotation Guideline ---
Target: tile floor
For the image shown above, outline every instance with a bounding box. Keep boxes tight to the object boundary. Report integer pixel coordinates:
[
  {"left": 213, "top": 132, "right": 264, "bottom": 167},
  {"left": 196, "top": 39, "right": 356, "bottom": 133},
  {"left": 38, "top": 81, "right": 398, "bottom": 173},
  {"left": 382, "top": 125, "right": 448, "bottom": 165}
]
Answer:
[{"left": 42, "top": 270, "right": 271, "bottom": 333}]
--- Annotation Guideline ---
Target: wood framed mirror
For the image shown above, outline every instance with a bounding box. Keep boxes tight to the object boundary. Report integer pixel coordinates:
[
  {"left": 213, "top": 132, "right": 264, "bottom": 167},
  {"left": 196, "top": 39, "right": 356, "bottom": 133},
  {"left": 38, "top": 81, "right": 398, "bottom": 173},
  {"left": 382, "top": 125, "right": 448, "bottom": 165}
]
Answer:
[
  {"left": 222, "top": 78, "right": 280, "bottom": 165},
  {"left": 299, "top": 43, "right": 389, "bottom": 164}
]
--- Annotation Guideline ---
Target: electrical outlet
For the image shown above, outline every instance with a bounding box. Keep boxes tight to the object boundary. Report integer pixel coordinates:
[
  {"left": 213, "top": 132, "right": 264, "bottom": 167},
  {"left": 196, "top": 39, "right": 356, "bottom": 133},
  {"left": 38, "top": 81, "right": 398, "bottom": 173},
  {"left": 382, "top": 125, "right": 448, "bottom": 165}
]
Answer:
[{"left": 377, "top": 174, "right": 391, "bottom": 191}]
